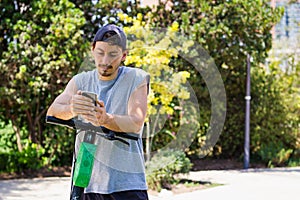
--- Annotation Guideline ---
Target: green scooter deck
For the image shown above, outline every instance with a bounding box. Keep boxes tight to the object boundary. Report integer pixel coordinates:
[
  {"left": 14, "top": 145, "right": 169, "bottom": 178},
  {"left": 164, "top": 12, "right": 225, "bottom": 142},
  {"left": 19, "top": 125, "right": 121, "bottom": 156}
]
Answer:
[{"left": 73, "top": 142, "right": 97, "bottom": 187}]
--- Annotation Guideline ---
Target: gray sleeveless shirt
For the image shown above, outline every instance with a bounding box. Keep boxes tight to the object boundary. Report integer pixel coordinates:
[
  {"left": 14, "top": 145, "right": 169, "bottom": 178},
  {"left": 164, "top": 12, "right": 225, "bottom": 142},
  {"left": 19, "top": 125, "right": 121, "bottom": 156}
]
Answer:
[{"left": 74, "top": 66, "right": 150, "bottom": 194}]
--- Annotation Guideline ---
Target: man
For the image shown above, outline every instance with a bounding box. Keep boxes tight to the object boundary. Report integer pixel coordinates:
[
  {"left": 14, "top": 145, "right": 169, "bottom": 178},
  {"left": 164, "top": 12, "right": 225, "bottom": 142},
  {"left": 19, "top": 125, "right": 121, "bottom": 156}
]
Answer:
[{"left": 47, "top": 24, "right": 150, "bottom": 200}]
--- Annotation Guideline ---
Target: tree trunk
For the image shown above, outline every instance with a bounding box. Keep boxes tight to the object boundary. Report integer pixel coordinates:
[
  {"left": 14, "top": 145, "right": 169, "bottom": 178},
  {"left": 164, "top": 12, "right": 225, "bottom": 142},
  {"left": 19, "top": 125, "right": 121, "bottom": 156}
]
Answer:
[
  {"left": 34, "top": 108, "right": 47, "bottom": 145},
  {"left": 25, "top": 109, "right": 36, "bottom": 143},
  {"left": 11, "top": 120, "right": 23, "bottom": 152}
]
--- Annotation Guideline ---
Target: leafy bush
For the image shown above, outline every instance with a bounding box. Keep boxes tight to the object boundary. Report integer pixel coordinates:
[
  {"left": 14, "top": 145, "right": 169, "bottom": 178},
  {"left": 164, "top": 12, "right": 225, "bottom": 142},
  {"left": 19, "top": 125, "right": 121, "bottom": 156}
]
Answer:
[
  {"left": 42, "top": 125, "right": 75, "bottom": 167},
  {"left": 250, "top": 62, "right": 299, "bottom": 167},
  {"left": 0, "top": 120, "right": 75, "bottom": 173},
  {"left": 0, "top": 142, "right": 46, "bottom": 173},
  {"left": 146, "top": 149, "right": 193, "bottom": 191}
]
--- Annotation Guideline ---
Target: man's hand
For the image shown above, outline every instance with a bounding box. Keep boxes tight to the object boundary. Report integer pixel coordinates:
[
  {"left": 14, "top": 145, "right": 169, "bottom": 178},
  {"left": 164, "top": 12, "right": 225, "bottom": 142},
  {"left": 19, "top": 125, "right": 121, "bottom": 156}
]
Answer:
[
  {"left": 79, "top": 100, "right": 110, "bottom": 127},
  {"left": 70, "top": 90, "right": 111, "bottom": 127},
  {"left": 70, "top": 90, "right": 96, "bottom": 118}
]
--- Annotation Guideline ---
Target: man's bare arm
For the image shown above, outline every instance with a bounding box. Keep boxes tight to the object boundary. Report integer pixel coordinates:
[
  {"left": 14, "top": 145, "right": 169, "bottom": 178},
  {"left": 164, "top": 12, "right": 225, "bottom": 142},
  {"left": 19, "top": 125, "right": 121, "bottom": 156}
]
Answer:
[
  {"left": 46, "top": 78, "right": 77, "bottom": 120},
  {"left": 86, "top": 79, "right": 148, "bottom": 134},
  {"left": 105, "top": 80, "right": 148, "bottom": 133}
]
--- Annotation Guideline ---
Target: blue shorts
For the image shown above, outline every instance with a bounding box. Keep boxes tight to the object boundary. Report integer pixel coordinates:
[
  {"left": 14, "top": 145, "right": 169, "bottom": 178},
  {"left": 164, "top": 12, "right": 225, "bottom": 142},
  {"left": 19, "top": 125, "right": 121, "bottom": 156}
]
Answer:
[{"left": 81, "top": 190, "right": 149, "bottom": 200}]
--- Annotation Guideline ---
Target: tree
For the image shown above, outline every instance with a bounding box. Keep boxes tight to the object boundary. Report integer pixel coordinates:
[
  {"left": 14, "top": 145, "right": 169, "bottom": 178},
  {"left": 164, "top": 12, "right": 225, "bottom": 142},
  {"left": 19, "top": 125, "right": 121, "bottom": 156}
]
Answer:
[
  {"left": 70, "top": 0, "right": 145, "bottom": 41},
  {"left": 0, "top": 0, "right": 88, "bottom": 152},
  {"left": 141, "top": 0, "right": 284, "bottom": 158}
]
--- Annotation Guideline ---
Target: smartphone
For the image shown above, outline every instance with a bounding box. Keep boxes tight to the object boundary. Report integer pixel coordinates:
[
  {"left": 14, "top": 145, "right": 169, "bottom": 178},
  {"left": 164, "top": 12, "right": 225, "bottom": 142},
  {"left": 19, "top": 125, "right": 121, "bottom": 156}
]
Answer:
[{"left": 81, "top": 91, "right": 97, "bottom": 106}]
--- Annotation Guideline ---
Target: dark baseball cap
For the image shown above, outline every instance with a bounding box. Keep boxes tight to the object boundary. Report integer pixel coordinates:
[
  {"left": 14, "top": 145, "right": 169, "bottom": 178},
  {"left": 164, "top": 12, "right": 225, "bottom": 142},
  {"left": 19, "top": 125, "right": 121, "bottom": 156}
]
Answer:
[{"left": 93, "top": 24, "right": 127, "bottom": 50}]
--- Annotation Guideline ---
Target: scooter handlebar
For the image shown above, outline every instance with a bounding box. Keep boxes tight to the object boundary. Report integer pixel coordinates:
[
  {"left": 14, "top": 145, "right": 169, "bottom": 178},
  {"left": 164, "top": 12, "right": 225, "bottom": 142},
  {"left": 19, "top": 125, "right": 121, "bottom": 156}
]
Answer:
[
  {"left": 45, "top": 116, "right": 76, "bottom": 129},
  {"left": 45, "top": 116, "right": 139, "bottom": 144}
]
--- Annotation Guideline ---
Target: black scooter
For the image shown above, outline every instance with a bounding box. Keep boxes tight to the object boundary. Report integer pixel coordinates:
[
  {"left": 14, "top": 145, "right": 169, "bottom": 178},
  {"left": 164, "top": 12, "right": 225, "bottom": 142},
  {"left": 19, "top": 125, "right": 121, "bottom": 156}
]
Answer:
[{"left": 45, "top": 116, "right": 138, "bottom": 200}]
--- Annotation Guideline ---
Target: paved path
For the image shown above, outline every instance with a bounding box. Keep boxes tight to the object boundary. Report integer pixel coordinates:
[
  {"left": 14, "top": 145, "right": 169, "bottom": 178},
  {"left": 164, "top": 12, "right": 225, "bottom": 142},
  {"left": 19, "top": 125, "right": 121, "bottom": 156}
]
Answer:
[
  {"left": 0, "top": 177, "right": 70, "bottom": 200},
  {"left": 155, "top": 167, "right": 300, "bottom": 200},
  {"left": 0, "top": 167, "right": 299, "bottom": 200}
]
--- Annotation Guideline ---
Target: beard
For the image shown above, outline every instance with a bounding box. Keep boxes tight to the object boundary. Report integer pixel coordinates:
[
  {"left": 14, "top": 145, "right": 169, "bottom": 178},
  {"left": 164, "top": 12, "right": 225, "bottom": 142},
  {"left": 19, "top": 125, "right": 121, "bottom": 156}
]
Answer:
[{"left": 97, "top": 65, "right": 119, "bottom": 77}]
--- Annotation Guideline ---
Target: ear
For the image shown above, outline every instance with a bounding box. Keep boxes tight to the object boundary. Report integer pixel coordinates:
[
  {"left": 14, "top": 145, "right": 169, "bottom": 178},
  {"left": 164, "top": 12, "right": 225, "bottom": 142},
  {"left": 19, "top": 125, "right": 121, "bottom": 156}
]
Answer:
[
  {"left": 121, "top": 50, "right": 128, "bottom": 62},
  {"left": 91, "top": 47, "right": 96, "bottom": 59},
  {"left": 91, "top": 42, "right": 96, "bottom": 56},
  {"left": 91, "top": 47, "right": 94, "bottom": 55}
]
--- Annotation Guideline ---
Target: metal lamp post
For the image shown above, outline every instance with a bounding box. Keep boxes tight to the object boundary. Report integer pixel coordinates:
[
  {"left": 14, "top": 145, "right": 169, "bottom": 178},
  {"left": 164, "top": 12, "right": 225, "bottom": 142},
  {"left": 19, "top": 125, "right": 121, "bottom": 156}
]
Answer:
[{"left": 244, "top": 54, "right": 251, "bottom": 169}]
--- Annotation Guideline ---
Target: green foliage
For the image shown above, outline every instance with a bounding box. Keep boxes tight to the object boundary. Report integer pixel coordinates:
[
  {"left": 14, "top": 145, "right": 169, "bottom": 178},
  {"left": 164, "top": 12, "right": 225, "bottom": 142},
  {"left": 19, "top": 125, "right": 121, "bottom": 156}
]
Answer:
[
  {"left": 70, "top": 0, "right": 145, "bottom": 41},
  {"left": 42, "top": 126, "right": 75, "bottom": 166},
  {"left": 132, "top": 0, "right": 285, "bottom": 160},
  {"left": 0, "top": 122, "right": 16, "bottom": 152},
  {"left": 249, "top": 56, "right": 300, "bottom": 166},
  {"left": 0, "top": 0, "right": 87, "bottom": 140},
  {"left": 0, "top": 0, "right": 299, "bottom": 176},
  {"left": 147, "top": 0, "right": 284, "bottom": 67},
  {"left": 146, "top": 149, "right": 193, "bottom": 191},
  {"left": 0, "top": 121, "right": 75, "bottom": 170},
  {"left": 259, "top": 145, "right": 293, "bottom": 168},
  {"left": 0, "top": 0, "right": 87, "bottom": 170},
  {"left": 0, "top": 142, "right": 46, "bottom": 173}
]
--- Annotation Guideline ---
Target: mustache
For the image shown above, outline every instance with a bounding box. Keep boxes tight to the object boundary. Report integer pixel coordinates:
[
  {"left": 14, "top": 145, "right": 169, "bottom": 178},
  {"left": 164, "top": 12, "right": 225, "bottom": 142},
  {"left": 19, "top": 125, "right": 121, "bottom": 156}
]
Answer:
[{"left": 98, "top": 64, "right": 113, "bottom": 68}]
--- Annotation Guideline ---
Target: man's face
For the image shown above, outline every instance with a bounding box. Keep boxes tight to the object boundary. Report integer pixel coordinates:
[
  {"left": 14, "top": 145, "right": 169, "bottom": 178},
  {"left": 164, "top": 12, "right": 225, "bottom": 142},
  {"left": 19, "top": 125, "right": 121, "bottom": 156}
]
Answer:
[{"left": 92, "top": 41, "right": 126, "bottom": 80}]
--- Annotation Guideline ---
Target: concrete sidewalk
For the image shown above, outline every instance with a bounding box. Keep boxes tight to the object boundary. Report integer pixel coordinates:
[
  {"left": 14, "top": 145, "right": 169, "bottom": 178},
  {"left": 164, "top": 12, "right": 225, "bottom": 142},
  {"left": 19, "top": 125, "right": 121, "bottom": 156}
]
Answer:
[
  {"left": 0, "top": 167, "right": 299, "bottom": 200},
  {"left": 153, "top": 167, "right": 300, "bottom": 200}
]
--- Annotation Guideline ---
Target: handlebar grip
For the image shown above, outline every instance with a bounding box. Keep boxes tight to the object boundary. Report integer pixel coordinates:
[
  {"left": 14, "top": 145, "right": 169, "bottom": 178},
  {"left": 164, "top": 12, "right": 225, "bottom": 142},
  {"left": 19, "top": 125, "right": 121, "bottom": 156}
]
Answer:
[{"left": 45, "top": 116, "right": 75, "bottom": 129}]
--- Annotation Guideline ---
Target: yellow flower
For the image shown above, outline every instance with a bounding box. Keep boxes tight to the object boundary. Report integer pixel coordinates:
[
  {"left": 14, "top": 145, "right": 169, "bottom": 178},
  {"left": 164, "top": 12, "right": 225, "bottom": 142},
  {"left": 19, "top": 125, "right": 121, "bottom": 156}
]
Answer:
[
  {"left": 122, "top": 17, "right": 191, "bottom": 117},
  {"left": 147, "top": 106, "right": 157, "bottom": 115},
  {"left": 137, "top": 13, "right": 143, "bottom": 21},
  {"left": 159, "top": 106, "right": 174, "bottom": 115},
  {"left": 170, "top": 21, "right": 179, "bottom": 32},
  {"left": 123, "top": 27, "right": 130, "bottom": 34},
  {"left": 178, "top": 71, "right": 190, "bottom": 83},
  {"left": 125, "top": 16, "right": 133, "bottom": 23},
  {"left": 117, "top": 13, "right": 126, "bottom": 22},
  {"left": 177, "top": 90, "right": 190, "bottom": 99}
]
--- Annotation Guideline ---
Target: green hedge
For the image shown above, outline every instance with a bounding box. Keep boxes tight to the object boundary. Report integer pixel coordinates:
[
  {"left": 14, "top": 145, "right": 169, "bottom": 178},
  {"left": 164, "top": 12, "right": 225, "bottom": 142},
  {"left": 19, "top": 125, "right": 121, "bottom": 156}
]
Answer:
[{"left": 0, "top": 143, "right": 46, "bottom": 173}]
